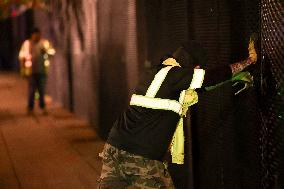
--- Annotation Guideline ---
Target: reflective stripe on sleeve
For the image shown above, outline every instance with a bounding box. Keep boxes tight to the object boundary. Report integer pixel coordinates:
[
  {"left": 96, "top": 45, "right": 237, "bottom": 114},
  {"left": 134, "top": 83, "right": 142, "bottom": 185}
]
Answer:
[
  {"left": 130, "top": 94, "right": 182, "bottom": 115},
  {"left": 145, "top": 66, "right": 173, "bottom": 97},
  {"left": 189, "top": 69, "right": 205, "bottom": 89},
  {"left": 19, "top": 40, "right": 30, "bottom": 60}
]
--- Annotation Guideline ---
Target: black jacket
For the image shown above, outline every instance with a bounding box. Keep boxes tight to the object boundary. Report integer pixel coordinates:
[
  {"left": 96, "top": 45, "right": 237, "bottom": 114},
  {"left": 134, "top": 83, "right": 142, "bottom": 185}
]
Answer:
[{"left": 107, "top": 65, "right": 232, "bottom": 160}]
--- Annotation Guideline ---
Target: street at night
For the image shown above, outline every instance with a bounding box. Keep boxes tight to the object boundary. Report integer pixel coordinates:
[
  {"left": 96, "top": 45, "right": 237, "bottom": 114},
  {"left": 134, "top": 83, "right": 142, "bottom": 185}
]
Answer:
[{"left": 0, "top": 73, "right": 104, "bottom": 189}]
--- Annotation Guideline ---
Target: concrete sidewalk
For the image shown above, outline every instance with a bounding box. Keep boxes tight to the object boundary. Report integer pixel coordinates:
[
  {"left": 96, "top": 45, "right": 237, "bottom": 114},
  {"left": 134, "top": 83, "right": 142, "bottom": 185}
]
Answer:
[{"left": 0, "top": 73, "right": 104, "bottom": 189}]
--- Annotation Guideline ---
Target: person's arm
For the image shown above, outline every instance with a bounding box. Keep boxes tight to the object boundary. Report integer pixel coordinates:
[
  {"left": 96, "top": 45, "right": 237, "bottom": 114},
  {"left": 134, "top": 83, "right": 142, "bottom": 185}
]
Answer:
[
  {"left": 18, "top": 40, "right": 34, "bottom": 77},
  {"left": 203, "top": 39, "right": 257, "bottom": 88},
  {"left": 18, "top": 41, "right": 27, "bottom": 68},
  {"left": 172, "top": 39, "right": 257, "bottom": 91},
  {"left": 172, "top": 57, "right": 255, "bottom": 91},
  {"left": 230, "top": 39, "right": 257, "bottom": 75}
]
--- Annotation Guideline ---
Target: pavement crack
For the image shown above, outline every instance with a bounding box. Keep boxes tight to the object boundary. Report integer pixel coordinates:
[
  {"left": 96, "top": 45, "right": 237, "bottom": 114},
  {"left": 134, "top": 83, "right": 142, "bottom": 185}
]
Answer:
[{"left": 0, "top": 121, "right": 23, "bottom": 189}]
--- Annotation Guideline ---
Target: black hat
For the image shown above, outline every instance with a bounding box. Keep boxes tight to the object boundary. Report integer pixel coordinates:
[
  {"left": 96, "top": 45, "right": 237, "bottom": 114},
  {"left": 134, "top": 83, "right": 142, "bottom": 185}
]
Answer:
[
  {"left": 173, "top": 40, "right": 208, "bottom": 68},
  {"left": 31, "top": 27, "right": 41, "bottom": 34}
]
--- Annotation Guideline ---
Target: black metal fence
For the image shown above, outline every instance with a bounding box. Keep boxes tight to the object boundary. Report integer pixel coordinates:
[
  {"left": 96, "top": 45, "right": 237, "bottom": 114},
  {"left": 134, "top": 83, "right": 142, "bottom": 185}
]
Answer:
[
  {"left": 141, "top": 0, "right": 283, "bottom": 189},
  {"left": 260, "top": 1, "right": 284, "bottom": 188}
]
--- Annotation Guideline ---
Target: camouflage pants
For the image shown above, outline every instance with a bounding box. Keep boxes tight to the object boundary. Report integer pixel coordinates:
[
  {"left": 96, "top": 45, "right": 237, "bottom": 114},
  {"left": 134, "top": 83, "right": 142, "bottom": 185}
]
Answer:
[{"left": 98, "top": 143, "right": 175, "bottom": 189}]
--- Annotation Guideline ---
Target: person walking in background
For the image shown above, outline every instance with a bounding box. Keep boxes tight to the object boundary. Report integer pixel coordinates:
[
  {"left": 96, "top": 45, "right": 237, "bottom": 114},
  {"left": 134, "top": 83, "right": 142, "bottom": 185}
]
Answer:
[{"left": 19, "top": 27, "right": 55, "bottom": 115}]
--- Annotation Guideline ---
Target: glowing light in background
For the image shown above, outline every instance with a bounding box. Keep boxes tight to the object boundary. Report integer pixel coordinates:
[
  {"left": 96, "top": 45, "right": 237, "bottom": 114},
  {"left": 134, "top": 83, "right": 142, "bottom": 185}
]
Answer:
[
  {"left": 0, "top": 0, "right": 48, "bottom": 20},
  {"left": 25, "top": 60, "right": 32, "bottom": 67},
  {"left": 44, "top": 60, "right": 50, "bottom": 67}
]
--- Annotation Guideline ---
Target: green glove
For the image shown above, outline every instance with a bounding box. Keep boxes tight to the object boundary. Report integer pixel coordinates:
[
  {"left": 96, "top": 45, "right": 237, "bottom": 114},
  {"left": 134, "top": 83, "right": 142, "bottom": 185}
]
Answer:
[{"left": 205, "top": 71, "right": 254, "bottom": 95}]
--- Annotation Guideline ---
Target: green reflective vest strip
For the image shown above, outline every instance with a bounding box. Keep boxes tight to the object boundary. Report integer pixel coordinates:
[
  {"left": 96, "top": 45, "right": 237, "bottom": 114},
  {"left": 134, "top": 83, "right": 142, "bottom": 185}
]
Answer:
[
  {"left": 189, "top": 69, "right": 205, "bottom": 89},
  {"left": 129, "top": 65, "right": 205, "bottom": 164},
  {"left": 130, "top": 94, "right": 182, "bottom": 114},
  {"left": 171, "top": 69, "right": 204, "bottom": 164},
  {"left": 145, "top": 66, "right": 173, "bottom": 97}
]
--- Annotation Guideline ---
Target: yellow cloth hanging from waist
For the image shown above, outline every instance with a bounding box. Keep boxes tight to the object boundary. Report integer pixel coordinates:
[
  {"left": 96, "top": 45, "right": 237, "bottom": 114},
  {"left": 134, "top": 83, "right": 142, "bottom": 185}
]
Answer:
[
  {"left": 170, "top": 68, "right": 205, "bottom": 164},
  {"left": 170, "top": 89, "right": 199, "bottom": 164}
]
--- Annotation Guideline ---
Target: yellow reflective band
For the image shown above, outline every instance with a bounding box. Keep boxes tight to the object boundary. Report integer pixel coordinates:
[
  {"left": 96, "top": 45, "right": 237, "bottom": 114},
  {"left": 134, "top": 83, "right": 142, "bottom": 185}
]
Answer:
[
  {"left": 170, "top": 69, "right": 204, "bottom": 165},
  {"left": 171, "top": 118, "right": 184, "bottom": 164},
  {"left": 19, "top": 40, "right": 30, "bottom": 60},
  {"left": 145, "top": 66, "right": 173, "bottom": 97},
  {"left": 130, "top": 94, "right": 183, "bottom": 115},
  {"left": 189, "top": 69, "right": 205, "bottom": 89}
]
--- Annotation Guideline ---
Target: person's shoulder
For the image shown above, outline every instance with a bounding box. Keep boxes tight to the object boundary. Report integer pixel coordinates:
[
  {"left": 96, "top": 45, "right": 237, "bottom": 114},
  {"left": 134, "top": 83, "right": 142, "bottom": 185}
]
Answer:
[
  {"left": 39, "top": 39, "right": 50, "bottom": 47},
  {"left": 169, "top": 66, "right": 191, "bottom": 73},
  {"left": 39, "top": 38, "right": 48, "bottom": 44},
  {"left": 171, "top": 66, "right": 183, "bottom": 70},
  {"left": 22, "top": 39, "right": 30, "bottom": 45},
  {"left": 20, "top": 40, "right": 30, "bottom": 49},
  {"left": 167, "top": 66, "right": 194, "bottom": 81},
  {"left": 41, "top": 38, "right": 49, "bottom": 42}
]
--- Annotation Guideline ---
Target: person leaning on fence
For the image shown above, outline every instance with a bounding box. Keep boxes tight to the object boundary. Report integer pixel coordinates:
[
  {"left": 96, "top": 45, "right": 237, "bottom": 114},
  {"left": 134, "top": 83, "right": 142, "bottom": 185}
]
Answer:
[
  {"left": 98, "top": 39, "right": 257, "bottom": 189},
  {"left": 18, "top": 28, "right": 55, "bottom": 115}
]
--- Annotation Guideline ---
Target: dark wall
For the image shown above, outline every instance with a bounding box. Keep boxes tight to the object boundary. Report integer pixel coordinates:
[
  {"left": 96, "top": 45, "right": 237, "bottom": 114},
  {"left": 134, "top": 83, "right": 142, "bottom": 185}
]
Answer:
[
  {"left": 97, "top": 0, "right": 139, "bottom": 138},
  {"left": 189, "top": 1, "right": 235, "bottom": 188},
  {"left": 33, "top": 0, "right": 139, "bottom": 139},
  {"left": 139, "top": 0, "right": 261, "bottom": 189},
  {"left": 0, "top": 18, "right": 12, "bottom": 70},
  {"left": 0, "top": 9, "right": 33, "bottom": 71},
  {"left": 190, "top": 1, "right": 262, "bottom": 189}
]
